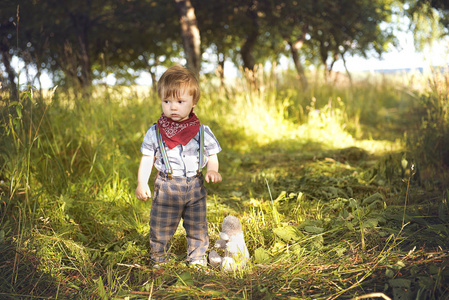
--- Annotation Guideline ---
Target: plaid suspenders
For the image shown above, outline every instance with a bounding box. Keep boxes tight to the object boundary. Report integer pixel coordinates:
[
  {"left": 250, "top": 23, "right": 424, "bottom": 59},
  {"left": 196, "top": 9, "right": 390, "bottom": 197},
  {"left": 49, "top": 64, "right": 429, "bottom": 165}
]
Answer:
[{"left": 156, "top": 124, "right": 205, "bottom": 179}]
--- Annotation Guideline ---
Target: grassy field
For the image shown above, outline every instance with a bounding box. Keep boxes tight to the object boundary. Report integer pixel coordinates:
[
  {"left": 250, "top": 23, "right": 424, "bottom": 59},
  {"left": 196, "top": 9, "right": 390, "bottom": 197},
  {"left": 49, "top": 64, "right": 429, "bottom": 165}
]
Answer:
[{"left": 1, "top": 68, "right": 448, "bottom": 299}]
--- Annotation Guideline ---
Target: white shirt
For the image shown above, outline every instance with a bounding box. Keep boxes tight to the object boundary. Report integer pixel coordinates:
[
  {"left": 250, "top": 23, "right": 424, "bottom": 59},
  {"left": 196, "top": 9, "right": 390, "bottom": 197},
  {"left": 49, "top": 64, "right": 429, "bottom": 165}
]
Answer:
[{"left": 140, "top": 123, "right": 222, "bottom": 177}]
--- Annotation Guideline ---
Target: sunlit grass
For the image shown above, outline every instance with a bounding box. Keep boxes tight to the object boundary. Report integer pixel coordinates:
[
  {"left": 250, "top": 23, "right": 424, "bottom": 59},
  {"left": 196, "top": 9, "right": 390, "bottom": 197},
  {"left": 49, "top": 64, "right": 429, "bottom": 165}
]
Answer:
[
  {"left": 1, "top": 69, "right": 448, "bottom": 299},
  {"left": 199, "top": 77, "right": 404, "bottom": 157}
]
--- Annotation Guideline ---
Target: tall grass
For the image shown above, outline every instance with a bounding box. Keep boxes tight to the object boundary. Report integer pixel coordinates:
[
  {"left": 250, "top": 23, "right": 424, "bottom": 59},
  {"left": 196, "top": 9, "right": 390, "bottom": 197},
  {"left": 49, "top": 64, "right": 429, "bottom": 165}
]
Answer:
[
  {"left": 1, "top": 68, "right": 448, "bottom": 299},
  {"left": 406, "top": 69, "right": 449, "bottom": 171}
]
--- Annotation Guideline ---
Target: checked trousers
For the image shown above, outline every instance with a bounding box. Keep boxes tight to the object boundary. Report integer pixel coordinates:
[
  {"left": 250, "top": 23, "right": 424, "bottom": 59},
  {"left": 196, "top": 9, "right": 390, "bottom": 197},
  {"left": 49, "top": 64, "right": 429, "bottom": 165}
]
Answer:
[{"left": 149, "top": 172, "right": 208, "bottom": 263}]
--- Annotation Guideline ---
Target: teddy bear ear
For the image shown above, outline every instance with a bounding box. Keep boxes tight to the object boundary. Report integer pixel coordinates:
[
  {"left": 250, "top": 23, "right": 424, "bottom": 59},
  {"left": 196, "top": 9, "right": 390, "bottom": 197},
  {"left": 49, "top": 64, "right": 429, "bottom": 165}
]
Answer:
[{"left": 219, "top": 232, "right": 230, "bottom": 241}]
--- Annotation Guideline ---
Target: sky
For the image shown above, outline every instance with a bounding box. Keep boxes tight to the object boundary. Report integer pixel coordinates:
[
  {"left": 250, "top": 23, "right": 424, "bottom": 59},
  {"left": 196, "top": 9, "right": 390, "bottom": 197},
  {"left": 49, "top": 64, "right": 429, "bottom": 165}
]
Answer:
[{"left": 333, "top": 31, "right": 449, "bottom": 72}]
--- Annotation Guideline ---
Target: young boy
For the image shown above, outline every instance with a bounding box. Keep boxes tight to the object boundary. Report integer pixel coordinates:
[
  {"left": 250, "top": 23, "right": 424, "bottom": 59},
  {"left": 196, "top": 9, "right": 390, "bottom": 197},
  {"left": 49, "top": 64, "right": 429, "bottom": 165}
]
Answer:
[{"left": 136, "top": 65, "right": 222, "bottom": 267}]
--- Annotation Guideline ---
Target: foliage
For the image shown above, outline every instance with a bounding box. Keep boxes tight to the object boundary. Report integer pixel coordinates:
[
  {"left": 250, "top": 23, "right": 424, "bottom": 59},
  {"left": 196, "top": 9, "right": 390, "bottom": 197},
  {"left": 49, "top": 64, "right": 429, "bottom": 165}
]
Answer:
[
  {"left": 403, "top": 0, "right": 449, "bottom": 50},
  {"left": 1, "top": 0, "right": 180, "bottom": 89},
  {"left": 2, "top": 0, "right": 410, "bottom": 91},
  {"left": 196, "top": 0, "right": 399, "bottom": 73},
  {"left": 1, "top": 70, "right": 449, "bottom": 299}
]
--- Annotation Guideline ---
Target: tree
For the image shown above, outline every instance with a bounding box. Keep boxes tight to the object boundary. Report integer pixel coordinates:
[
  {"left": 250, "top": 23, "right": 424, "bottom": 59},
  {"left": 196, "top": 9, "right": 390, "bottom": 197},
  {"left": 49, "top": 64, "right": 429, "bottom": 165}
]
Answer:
[
  {"left": 240, "top": 0, "right": 259, "bottom": 71},
  {"left": 403, "top": 0, "right": 448, "bottom": 51},
  {"left": 11, "top": 0, "right": 118, "bottom": 90},
  {"left": 304, "top": 0, "right": 397, "bottom": 80},
  {"left": 0, "top": 1, "right": 19, "bottom": 100},
  {"left": 0, "top": 0, "right": 411, "bottom": 92},
  {"left": 175, "top": 0, "right": 201, "bottom": 77},
  {"left": 193, "top": 0, "right": 240, "bottom": 87},
  {"left": 430, "top": 0, "right": 449, "bottom": 28},
  {"left": 258, "top": 0, "right": 314, "bottom": 89},
  {"left": 1, "top": 0, "right": 183, "bottom": 93},
  {"left": 101, "top": 0, "right": 180, "bottom": 87}
]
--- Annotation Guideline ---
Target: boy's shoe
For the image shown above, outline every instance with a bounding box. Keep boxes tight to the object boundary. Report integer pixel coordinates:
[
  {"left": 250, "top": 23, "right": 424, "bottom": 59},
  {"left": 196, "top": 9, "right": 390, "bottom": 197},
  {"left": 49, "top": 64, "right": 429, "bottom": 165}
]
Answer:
[
  {"left": 151, "top": 260, "right": 167, "bottom": 270},
  {"left": 190, "top": 259, "right": 210, "bottom": 274},
  {"left": 153, "top": 263, "right": 166, "bottom": 270},
  {"left": 190, "top": 258, "right": 207, "bottom": 267}
]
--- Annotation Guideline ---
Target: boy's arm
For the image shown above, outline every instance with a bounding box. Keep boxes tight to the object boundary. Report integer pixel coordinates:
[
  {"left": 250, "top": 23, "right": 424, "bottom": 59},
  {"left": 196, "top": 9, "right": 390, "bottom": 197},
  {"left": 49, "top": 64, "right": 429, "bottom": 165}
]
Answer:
[
  {"left": 136, "top": 154, "right": 154, "bottom": 201},
  {"left": 205, "top": 154, "right": 222, "bottom": 183}
]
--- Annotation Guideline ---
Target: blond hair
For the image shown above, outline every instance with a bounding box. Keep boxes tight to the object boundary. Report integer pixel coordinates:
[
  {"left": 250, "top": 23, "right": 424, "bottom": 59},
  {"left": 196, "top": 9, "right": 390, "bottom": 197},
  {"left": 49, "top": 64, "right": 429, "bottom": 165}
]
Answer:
[{"left": 157, "top": 65, "right": 200, "bottom": 104}]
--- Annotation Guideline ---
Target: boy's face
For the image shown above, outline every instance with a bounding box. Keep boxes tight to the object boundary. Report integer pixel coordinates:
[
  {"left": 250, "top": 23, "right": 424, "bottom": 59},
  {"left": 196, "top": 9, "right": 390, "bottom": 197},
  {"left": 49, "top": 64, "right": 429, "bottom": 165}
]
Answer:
[{"left": 161, "top": 89, "right": 196, "bottom": 122}]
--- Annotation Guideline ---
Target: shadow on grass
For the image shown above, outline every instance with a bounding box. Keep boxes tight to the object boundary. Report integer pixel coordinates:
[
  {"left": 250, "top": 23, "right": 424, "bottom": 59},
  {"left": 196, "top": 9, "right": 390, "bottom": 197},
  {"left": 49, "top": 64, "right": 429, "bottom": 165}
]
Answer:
[
  {"left": 0, "top": 238, "right": 59, "bottom": 298},
  {"left": 211, "top": 136, "right": 449, "bottom": 252}
]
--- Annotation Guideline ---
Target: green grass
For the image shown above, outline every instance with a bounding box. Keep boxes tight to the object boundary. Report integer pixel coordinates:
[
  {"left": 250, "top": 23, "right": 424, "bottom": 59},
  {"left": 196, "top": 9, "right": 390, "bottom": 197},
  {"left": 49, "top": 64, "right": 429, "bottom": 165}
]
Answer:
[{"left": 1, "top": 69, "right": 449, "bottom": 299}]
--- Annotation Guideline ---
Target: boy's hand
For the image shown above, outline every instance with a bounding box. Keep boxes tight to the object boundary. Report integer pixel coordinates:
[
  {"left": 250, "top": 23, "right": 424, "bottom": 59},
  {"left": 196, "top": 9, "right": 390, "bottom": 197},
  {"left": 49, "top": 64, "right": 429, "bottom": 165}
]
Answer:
[
  {"left": 205, "top": 170, "right": 222, "bottom": 183},
  {"left": 136, "top": 183, "right": 151, "bottom": 201}
]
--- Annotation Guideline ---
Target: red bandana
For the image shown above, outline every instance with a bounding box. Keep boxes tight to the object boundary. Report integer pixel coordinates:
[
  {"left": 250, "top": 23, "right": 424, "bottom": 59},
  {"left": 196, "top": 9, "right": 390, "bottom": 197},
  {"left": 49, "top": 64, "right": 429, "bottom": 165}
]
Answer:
[{"left": 157, "top": 113, "right": 201, "bottom": 149}]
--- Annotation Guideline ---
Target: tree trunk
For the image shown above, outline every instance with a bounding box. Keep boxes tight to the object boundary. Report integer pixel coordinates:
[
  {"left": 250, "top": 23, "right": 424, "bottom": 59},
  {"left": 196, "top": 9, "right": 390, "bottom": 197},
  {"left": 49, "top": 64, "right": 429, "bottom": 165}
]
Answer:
[
  {"left": 216, "top": 52, "right": 228, "bottom": 95},
  {"left": 77, "top": 33, "right": 92, "bottom": 88},
  {"left": 319, "top": 44, "right": 330, "bottom": 82},
  {"left": 60, "top": 40, "right": 83, "bottom": 96},
  {"left": 175, "top": 0, "right": 201, "bottom": 78},
  {"left": 63, "top": 1, "right": 93, "bottom": 93},
  {"left": 33, "top": 53, "right": 44, "bottom": 98},
  {"left": 287, "top": 39, "right": 308, "bottom": 90},
  {"left": 143, "top": 54, "right": 159, "bottom": 94},
  {"left": 341, "top": 53, "right": 353, "bottom": 86},
  {"left": 150, "top": 71, "right": 157, "bottom": 93},
  {"left": 241, "top": 0, "right": 258, "bottom": 71}
]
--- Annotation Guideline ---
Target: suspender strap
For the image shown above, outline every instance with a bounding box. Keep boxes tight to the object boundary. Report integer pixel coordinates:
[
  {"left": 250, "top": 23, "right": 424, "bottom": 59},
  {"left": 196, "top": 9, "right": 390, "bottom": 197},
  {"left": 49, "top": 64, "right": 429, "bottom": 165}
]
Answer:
[
  {"left": 198, "top": 124, "right": 204, "bottom": 175},
  {"left": 156, "top": 124, "right": 205, "bottom": 179},
  {"left": 156, "top": 125, "right": 173, "bottom": 179}
]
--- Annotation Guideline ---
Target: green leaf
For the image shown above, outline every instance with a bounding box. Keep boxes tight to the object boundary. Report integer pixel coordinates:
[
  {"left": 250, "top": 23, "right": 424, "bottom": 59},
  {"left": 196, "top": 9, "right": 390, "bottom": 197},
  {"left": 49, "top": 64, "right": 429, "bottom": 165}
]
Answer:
[
  {"left": 304, "top": 226, "right": 324, "bottom": 234},
  {"left": 332, "top": 247, "right": 346, "bottom": 257},
  {"left": 418, "top": 276, "right": 434, "bottom": 289},
  {"left": 367, "top": 200, "right": 383, "bottom": 210},
  {"left": 339, "top": 209, "right": 354, "bottom": 221},
  {"left": 438, "top": 200, "right": 449, "bottom": 221},
  {"left": 273, "top": 226, "right": 303, "bottom": 242},
  {"left": 362, "top": 193, "right": 384, "bottom": 206},
  {"left": 429, "top": 264, "right": 439, "bottom": 275},
  {"left": 388, "top": 278, "right": 411, "bottom": 288},
  {"left": 310, "top": 235, "right": 324, "bottom": 249},
  {"left": 396, "top": 260, "right": 406, "bottom": 269},
  {"left": 345, "top": 222, "right": 354, "bottom": 230},
  {"left": 340, "top": 209, "right": 349, "bottom": 219},
  {"left": 0, "top": 230, "right": 4, "bottom": 243},
  {"left": 428, "top": 224, "right": 449, "bottom": 235},
  {"left": 16, "top": 105, "right": 22, "bottom": 118},
  {"left": 348, "top": 198, "right": 359, "bottom": 210},
  {"left": 175, "top": 271, "right": 193, "bottom": 286},
  {"left": 363, "top": 218, "right": 379, "bottom": 228},
  {"left": 96, "top": 276, "right": 108, "bottom": 300},
  {"left": 254, "top": 248, "right": 271, "bottom": 264},
  {"left": 385, "top": 268, "right": 395, "bottom": 278}
]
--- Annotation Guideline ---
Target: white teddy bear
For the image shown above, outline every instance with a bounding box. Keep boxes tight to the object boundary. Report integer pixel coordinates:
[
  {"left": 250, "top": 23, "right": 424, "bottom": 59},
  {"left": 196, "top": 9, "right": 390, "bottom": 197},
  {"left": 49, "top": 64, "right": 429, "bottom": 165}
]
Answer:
[{"left": 209, "top": 215, "right": 250, "bottom": 271}]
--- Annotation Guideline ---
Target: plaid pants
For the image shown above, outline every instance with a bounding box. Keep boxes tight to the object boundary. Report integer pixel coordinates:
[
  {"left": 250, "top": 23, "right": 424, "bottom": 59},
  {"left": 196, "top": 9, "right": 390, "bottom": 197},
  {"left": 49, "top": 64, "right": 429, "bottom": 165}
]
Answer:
[{"left": 149, "top": 172, "right": 208, "bottom": 263}]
